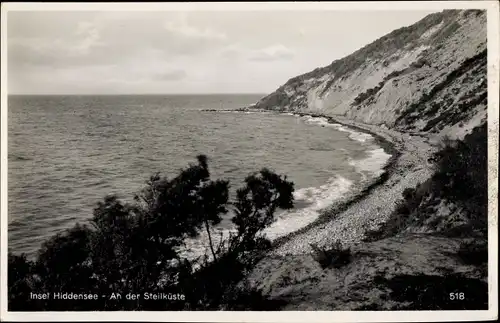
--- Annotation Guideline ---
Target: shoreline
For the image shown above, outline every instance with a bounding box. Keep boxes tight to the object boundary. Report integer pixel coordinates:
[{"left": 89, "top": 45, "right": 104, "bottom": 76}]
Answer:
[
  {"left": 240, "top": 110, "right": 487, "bottom": 311},
  {"left": 202, "top": 108, "right": 411, "bottom": 251},
  {"left": 203, "top": 108, "right": 437, "bottom": 256},
  {"left": 204, "top": 107, "right": 437, "bottom": 255},
  {"left": 270, "top": 112, "right": 437, "bottom": 255},
  {"left": 268, "top": 112, "right": 401, "bottom": 250}
]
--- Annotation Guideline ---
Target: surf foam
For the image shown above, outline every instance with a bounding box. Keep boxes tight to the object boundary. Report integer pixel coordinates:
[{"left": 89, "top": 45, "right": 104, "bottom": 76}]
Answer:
[
  {"left": 348, "top": 148, "right": 392, "bottom": 177},
  {"left": 301, "top": 116, "right": 373, "bottom": 143},
  {"left": 263, "top": 175, "right": 353, "bottom": 241},
  {"left": 178, "top": 175, "right": 354, "bottom": 260}
]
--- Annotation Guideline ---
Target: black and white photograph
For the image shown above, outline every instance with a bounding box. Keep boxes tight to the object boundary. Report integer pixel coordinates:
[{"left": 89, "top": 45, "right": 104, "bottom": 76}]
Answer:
[{"left": 1, "top": 1, "right": 498, "bottom": 321}]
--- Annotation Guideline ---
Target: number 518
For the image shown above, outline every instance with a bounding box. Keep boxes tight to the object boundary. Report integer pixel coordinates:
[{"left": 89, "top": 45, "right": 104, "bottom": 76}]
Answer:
[{"left": 450, "top": 292, "right": 465, "bottom": 300}]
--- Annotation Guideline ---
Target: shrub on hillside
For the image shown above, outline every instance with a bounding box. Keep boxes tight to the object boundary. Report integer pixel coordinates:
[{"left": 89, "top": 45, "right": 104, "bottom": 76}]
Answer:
[
  {"left": 431, "top": 125, "right": 488, "bottom": 234},
  {"left": 457, "top": 240, "right": 488, "bottom": 267},
  {"left": 363, "top": 180, "right": 433, "bottom": 241},
  {"left": 455, "top": 239, "right": 488, "bottom": 282},
  {"left": 310, "top": 240, "right": 352, "bottom": 269},
  {"left": 364, "top": 123, "right": 488, "bottom": 242},
  {"left": 8, "top": 155, "right": 295, "bottom": 311}
]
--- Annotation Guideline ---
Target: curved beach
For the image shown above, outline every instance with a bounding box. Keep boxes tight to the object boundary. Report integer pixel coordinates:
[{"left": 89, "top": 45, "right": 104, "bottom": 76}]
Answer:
[
  {"left": 195, "top": 109, "right": 398, "bottom": 255},
  {"left": 219, "top": 108, "right": 438, "bottom": 254},
  {"left": 267, "top": 113, "right": 437, "bottom": 255}
]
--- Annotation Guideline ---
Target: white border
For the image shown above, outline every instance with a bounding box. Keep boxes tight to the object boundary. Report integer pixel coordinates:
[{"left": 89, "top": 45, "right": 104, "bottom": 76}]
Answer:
[
  {"left": 1, "top": 1, "right": 498, "bottom": 322},
  {"left": 0, "top": 1, "right": 498, "bottom": 11}
]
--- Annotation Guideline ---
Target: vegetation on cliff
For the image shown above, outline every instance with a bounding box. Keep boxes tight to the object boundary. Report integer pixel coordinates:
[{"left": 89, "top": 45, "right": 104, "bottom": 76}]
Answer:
[
  {"left": 8, "top": 156, "right": 295, "bottom": 311},
  {"left": 252, "top": 10, "right": 486, "bottom": 136},
  {"left": 359, "top": 123, "right": 489, "bottom": 310},
  {"left": 242, "top": 123, "right": 488, "bottom": 311},
  {"left": 364, "top": 123, "right": 488, "bottom": 242}
]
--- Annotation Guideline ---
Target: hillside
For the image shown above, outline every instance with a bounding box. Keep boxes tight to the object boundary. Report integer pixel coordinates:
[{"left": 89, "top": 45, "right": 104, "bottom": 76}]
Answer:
[
  {"left": 242, "top": 9, "right": 491, "bottom": 310},
  {"left": 250, "top": 9, "right": 487, "bottom": 139}
]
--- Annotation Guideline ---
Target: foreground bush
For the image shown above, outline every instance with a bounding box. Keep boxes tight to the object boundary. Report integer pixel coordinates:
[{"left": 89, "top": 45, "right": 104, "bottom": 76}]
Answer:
[
  {"left": 8, "top": 155, "right": 295, "bottom": 311},
  {"left": 456, "top": 239, "right": 488, "bottom": 278},
  {"left": 310, "top": 240, "right": 352, "bottom": 269}
]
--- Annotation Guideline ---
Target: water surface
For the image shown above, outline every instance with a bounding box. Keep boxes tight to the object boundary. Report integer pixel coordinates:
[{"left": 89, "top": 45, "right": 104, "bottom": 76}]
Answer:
[{"left": 8, "top": 94, "right": 390, "bottom": 257}]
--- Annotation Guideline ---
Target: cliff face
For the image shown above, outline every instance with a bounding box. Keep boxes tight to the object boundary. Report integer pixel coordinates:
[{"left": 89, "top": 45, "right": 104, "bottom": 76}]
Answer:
[
  {"left": 252, "top": 10, "right": 487, "bottom": 139},
  {"left": 243, "top": 10, "right": 491, "bottom": 311}
]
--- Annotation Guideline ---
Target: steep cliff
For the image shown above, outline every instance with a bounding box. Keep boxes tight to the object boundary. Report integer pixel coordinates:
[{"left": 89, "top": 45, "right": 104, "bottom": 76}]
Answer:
[
  {"left": 251, "top": 10, "right": 487, "bottom": 139},
  {"left": 242, "top": 9, "right": 491, "bottom": 311}
]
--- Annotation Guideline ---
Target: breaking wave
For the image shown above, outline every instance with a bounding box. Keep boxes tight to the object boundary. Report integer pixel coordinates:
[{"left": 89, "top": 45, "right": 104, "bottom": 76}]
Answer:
[
  {"left": 178, "top": 175, "right": 354, "bottom": 260},
  {"left": 302, "top": 116, "right": 373, "bottom": 143},
  {"left": 349, "top": 148, "right": 392, "bottom": 177},
  {"left": 263, "top": 175, "right": 354, "bottom": 241}
]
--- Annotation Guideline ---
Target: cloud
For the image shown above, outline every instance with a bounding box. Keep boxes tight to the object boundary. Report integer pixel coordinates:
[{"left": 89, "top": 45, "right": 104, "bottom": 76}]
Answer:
[
  {"left": 219, "top": 43, "right": 296, "bottom": 63},
  {"left": 8, "top": 20, "right": 105, "bottom": 69},
  {"left": 8, "top": 12, "right": 227, "bottom": 74},
  {"left": 218, "top": 43, "right": 245, "bottom": 59},
  {"left": 71, "top": 21, "right": 104, "bottom": 55},
  {"left": 6, "top": 10, "right": 437, "bottom": 94},
  {"left": 164, "top": 14, "right": 227, "bottom": 41},
  {"left": 248, "top": 44, "right": 295, "bottom": 62},
  {"left": 149, "top": 69, "right": 187, "bottom": 81}
]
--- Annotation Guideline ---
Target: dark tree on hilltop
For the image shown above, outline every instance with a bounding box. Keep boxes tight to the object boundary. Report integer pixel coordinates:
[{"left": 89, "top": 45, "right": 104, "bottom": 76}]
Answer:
[{"left": 8, "top": 155, "right": 294, "bottom": 311}]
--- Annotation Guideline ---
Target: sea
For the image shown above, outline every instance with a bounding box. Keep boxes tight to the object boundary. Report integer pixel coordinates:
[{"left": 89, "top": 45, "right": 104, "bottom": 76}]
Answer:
[{"left": 7, "top": 94, "right": 392, "bottom": 259}]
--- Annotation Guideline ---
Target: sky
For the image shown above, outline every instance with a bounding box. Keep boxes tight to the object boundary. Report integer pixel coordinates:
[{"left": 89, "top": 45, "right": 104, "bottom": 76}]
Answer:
[{"left": 7, "top": 10, "right": 438, "bottom": 95}]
